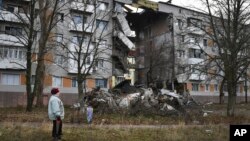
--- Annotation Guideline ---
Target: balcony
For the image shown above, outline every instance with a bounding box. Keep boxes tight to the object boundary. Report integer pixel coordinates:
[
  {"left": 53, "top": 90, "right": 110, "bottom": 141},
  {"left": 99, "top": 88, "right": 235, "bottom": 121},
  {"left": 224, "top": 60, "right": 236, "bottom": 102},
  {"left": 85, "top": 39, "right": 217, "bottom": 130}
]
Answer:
[
  {"left": 176, "top": 73, "right": 206, "bottom": 82},
  {"left": 189, "top": 73, "right": 206, "bottom": 81},
  {"left": 0, "top": 59, "right": 26, "bottom": 69},
  {"left": 70, "top": 2, "right": 94, "bottom": 13},
  {"left": 185, "top": 26, "right": 204, "bottom": 35},
  {"left": 114, "top": 0, "right": 132, "bottom": 4},
  {"left": 114, "top": 31, "right": 135, "bottom": 50},
  {"left": 0, "top": 10, "right": 29, "bottom": 23},
  {"left": 67, "top": 55, "right": 94, "bottom": 74},
  {"left": 68, "top": 22, "right": 94, "bottom": 33},
  {"left": 188, "top": 58, "right": 204, "bottom": 65},
  {"left": 68, "top": 42, "right": 95, "bottom": 53},
  {"left": 0, "top": 34, "right": 26, "bottom": 46},
  {"left": 112, "top": 49, "right": 127, "bottom": 71},
  {"left": 114, "top": 13, "right": 136, "bottom": 37}
]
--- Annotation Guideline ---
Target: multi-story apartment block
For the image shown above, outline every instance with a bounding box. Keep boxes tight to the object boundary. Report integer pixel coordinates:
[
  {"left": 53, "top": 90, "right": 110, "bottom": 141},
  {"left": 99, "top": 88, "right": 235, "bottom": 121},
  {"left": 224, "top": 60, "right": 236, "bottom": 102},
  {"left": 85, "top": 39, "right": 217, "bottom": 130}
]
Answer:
[
  {"left": 0, "top": 0, "right": 135, "bottom": 107},
  {"left": 129, "top": 1, "right": 248, "bottom": 102}
]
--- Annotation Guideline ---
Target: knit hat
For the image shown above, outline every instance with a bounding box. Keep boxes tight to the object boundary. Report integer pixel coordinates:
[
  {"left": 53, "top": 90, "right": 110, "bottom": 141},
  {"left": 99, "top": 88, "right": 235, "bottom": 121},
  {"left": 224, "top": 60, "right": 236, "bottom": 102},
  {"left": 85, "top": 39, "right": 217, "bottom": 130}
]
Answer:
[{"left": 51, "top": 88, "right": 59, "bottom": 95}]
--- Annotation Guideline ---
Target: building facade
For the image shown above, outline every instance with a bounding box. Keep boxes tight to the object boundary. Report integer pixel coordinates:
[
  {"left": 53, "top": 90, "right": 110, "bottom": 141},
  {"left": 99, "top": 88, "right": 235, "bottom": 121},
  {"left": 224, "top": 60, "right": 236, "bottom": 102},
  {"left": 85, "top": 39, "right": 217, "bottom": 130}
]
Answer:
[
  {"left": 0, "top": 0, "right": 135, "bottom": 107},
  {"left": 129, "top": 1, "right": 249, "bottom": 102}
]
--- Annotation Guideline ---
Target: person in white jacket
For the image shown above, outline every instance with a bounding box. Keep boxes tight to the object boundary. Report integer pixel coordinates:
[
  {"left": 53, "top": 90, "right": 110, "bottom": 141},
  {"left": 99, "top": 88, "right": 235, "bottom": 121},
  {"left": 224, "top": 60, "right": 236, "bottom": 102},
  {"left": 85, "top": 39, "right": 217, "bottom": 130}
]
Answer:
[{"left": 48, "top": 88, "right": 64, "bottom": 140}]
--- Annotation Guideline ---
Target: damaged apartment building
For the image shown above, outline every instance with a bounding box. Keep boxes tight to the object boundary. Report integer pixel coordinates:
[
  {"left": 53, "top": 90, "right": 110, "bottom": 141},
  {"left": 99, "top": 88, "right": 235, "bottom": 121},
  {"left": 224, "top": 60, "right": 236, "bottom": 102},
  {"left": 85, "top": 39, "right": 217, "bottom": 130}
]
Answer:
[
  {"left": 127, "top": 1, "right": 248, "bottom": 102},
  {"left": 0, "top": 0, "right": 136, "bottom": 106}
]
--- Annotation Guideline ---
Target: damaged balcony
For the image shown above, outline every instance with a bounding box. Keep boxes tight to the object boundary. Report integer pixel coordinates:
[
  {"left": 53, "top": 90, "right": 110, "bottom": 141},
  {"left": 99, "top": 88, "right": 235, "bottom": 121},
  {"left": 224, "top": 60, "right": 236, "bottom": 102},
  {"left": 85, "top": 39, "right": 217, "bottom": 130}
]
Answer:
[
  {"left": 112, "top": 48, "right": 128, "bottom": 73},
  {"left": 113, "top": 13, "right": 136, "bottom": 37},
  {"left": 114, "top": 30, "right": 135, "bottom": 50}
]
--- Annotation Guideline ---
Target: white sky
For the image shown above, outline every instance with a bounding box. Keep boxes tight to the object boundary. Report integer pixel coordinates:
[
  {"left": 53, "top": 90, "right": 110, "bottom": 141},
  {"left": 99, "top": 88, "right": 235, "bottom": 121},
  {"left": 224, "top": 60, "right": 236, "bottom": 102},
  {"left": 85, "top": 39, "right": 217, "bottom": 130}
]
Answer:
[{"left": 149, "top": 0, "right": 203, "bottom": 8}]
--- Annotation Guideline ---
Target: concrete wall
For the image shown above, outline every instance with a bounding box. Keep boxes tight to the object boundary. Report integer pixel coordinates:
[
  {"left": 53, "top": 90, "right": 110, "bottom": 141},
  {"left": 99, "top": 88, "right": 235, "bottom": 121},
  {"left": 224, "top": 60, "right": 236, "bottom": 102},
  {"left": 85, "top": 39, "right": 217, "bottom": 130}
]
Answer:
[
  {"left": 0, "top": 92, "right": 78, "bottom": 107},
  {"left": 1, "top": 91, "right": 250, "bottom": 107}
]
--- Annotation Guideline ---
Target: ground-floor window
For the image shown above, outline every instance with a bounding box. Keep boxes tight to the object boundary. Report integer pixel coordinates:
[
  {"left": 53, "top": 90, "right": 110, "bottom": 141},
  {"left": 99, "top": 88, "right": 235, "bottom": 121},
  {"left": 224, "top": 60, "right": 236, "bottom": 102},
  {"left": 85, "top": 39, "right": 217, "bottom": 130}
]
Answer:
[
  {"left": 205, "top": 84, "right": 210, "bottom": 91},
  {"left": 71, "top": 77, "right": 86, "bottom": 88},
  {"left": 214, "top": 84, "right": 218, "bottom": 91},
  {"left": 1, "top": 73, "right": 20, "bottom": 85},
  {"left": 95, "top": 79, "right": 107, "bottom": 88},
  {"left": 52, "top": 76, "right": 62, "bottom": 87},
  {"left": 192, "top": 83, "right": 199, "bottom": 91}
]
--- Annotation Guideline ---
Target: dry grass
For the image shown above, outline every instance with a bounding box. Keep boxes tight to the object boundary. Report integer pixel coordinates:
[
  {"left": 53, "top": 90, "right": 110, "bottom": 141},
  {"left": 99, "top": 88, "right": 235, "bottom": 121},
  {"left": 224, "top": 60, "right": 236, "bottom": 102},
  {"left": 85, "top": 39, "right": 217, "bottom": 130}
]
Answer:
[
  {"left": 0, "top": 123, "right": 229, "bottom": 141},
  {"left": 1, "top": 103, "right": 249, "bottom": 140}
]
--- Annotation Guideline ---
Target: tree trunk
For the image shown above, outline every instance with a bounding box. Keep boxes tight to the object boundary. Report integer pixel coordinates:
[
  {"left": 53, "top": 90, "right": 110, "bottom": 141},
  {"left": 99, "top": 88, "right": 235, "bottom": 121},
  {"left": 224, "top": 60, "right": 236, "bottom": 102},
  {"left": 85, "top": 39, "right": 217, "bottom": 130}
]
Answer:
[
  {"left": 219, "top": 78, "right": 225, "bottom": 104},
  {"left": 34, "top": 35, "right": 47, "bottom": 107},
  {"left": 34, "top": 57, "right": 46, "bottom": 107},
  {"left": 26, "top": 44, "right": 33, "bottom": 111},
  {"left": 78, "top": 78, "right": 84, "bottom": 101},
  {"left": 226, "top": 76, "right": 237, "bottom": 117},
  {"left": 25, "top": 0, "right": 36, "bottom": 112},
  {"left": 227, "top": 90, "right": 236, "bottom": 116}
]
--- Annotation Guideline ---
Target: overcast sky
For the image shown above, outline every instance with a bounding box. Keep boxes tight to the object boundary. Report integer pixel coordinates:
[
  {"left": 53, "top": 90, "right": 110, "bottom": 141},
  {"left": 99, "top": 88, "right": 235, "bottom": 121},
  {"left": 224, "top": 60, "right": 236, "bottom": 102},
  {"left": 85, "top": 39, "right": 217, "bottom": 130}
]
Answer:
[{"left": 149, "top": 0, "right": 203, "bottom": 8}]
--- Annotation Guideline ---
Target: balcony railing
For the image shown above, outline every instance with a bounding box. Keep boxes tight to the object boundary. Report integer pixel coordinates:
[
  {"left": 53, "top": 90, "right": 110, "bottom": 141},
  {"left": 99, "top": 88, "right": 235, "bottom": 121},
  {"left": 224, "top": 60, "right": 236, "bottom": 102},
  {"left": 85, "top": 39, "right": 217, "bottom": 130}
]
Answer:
[
  {"left": 68, "top": 22, "right": 94, "bottom": 33},
  {"left": 70, "top": 2, "right": 94, "bottom": 13},
  {"left": 0, "top": 33, "right": 26, "bottom": 46},
  {"left": 188, "top": 58, "right": 204, "bottom": 65},
  {"left": 0, "top": 10, "right": 29, "bottom": 23}
]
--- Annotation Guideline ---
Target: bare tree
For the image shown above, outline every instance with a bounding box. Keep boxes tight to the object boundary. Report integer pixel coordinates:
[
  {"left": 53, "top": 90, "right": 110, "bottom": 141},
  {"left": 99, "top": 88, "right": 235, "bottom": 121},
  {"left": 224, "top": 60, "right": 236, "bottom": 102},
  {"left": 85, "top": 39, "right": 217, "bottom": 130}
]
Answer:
[
  {"left": 34, "top": 0, "right": 69, "bottom": 106},
  {"left": 56, "top": 0, "right": 113, "bottom": 100},
  {"left": 197, "top": 0, "right": 250, "bottom": 116},
  {"left": 0, "top": 0, "right": 69, "bottom": 110},
  {"left": 0, "top": 0, "right": 39, "bottom": 111}
]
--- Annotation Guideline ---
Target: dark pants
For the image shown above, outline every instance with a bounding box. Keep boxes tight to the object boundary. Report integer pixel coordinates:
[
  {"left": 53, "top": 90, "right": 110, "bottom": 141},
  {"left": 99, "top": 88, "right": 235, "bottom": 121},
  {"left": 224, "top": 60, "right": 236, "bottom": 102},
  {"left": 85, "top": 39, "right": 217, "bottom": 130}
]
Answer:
[{"left": 52, "top": 120, "right": 62, "bottom": 138}]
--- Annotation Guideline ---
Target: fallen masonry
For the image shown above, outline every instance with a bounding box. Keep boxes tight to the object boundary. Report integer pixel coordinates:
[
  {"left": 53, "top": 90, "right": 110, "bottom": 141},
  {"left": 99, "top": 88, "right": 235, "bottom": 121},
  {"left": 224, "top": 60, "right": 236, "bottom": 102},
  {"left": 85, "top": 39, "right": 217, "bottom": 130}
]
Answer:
[{"left": 71, "top": 81, "right": 205, "bottom": 123}]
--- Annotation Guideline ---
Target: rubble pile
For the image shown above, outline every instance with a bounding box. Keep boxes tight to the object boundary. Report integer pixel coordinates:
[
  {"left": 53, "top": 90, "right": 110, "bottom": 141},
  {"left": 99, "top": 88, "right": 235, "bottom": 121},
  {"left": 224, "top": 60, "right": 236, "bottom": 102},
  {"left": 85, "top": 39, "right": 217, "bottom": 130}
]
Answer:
[{"left": 76, "top": 80, "right": 203, "bottom": 117}]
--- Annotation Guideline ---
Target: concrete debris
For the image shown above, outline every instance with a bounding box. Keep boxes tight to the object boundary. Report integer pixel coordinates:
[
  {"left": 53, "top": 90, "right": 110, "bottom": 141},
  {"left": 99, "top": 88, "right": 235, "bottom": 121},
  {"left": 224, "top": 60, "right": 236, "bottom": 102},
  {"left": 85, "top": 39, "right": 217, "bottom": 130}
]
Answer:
[{"left": 74, "top": 81, "right": 204, "bottom": 117}]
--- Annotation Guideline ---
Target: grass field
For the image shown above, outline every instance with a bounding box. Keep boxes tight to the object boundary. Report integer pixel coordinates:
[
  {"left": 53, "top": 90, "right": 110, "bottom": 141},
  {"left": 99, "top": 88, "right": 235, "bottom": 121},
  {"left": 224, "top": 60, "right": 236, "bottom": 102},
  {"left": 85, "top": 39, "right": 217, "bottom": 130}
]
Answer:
[
  {"left": 0, "top": 123, "right": 229, "bottom": 141},
  {"left": 0, "top": 103, "right": 249, "bottom": 140}
]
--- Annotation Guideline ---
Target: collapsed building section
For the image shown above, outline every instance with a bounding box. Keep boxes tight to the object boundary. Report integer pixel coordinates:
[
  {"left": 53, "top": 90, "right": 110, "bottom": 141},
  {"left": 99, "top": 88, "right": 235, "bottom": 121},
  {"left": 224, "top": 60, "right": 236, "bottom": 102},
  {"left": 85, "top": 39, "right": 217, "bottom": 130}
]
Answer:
[{"left": 112, "top": 0, "right": 136, "bottom": 86}]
